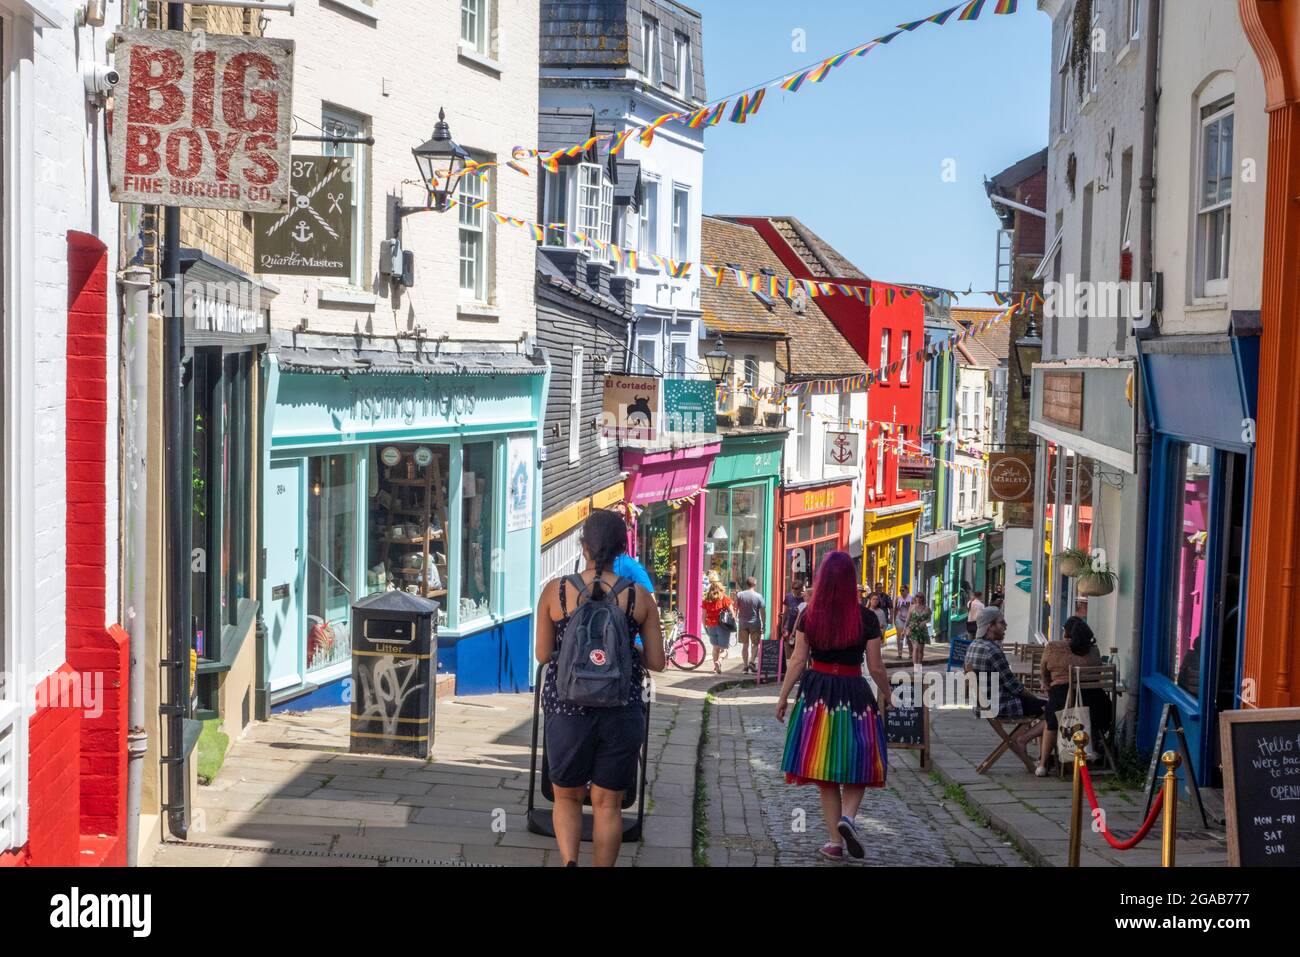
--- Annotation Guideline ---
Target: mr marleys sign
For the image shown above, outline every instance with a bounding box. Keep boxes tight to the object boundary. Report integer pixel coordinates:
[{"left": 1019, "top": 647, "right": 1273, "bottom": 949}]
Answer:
[{"left": 110, "top": 30, "right": 294, "bottom": 212}]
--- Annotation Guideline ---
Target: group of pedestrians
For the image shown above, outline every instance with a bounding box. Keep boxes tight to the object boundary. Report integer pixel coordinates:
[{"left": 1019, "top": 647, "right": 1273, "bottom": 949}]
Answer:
[{"left": 530, "top": 509, "right": 916, "bottom": 866}]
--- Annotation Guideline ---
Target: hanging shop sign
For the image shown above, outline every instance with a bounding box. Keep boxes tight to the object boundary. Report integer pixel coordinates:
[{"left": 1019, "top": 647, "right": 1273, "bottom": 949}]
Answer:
[
  {"left": 824, "top": 431, "right": 861, "bottom": 468},
  {"left": 110, "top": 29, "right": 294, "bottom": 212},
  {"left": 253, "top": 155, "right": 352, "bottom": 276},
  {"left": 988, "top": 453, "right": 1035, "bottom": 503},
  {"left": 601, "top": 375, "right": 660, "bottom": 442},
  {"left": 664, "top": 378, "right": 717, "bottom": 435},
  {"left": 172, "top": 250, "right": 271, "bottom": 347}
]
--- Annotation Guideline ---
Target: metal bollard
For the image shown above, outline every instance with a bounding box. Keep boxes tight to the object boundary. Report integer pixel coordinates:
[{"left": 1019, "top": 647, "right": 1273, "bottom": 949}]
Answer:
[
  {"left": 1067, "top": 726, "right": 1089, "bottom": 868},
  {"left": 1161, "top": 751, "right": 1181, "bottom": 868}
]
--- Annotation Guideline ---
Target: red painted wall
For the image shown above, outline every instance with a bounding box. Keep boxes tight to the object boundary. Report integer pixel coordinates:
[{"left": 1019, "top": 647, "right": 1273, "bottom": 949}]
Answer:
[
  {"left": 4, "top": 233, "right": 127, "bottom": 867},
  {"left": 862, "top": 282, "right": 924, "bottom": 512}
]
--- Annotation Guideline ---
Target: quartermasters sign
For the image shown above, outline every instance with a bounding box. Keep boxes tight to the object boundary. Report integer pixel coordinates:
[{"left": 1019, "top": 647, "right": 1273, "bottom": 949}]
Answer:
[
  {"left": 110, "top": 29, "right": 294, "bottom": 212},
  {"left": 253, "top": 155, "right": 352, "bottom": 276}
]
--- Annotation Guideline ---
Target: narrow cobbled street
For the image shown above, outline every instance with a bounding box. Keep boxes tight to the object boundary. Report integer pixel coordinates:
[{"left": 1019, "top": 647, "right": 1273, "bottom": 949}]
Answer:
[{"left": 699, "top": 682, "right": 1028, "bottom": 867}]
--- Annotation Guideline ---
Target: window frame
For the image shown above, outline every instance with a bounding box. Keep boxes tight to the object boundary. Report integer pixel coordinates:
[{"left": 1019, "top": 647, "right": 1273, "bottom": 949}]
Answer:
[
  {"left": 900, "top": 330, "right": 911, "bottom": 384},
  {"left": 1195, "top": 95, "right": 1234, "bottom": 299},
  {"left": 1127, "top": 0, "right": 1141, "bottom": 41},
  {"left": 1088, "top": 1, "right": 1101, "bottom": 97},
  {"left": 675, "top": 31, "right": 694, "bottom": 98},
  {"left": 879, "top": 329, "right": 891, "bottom": 384},
  {"left": 671, "top": 184, "right": 690, "bottom": 262},
  {"left": 1056, "top": 28, "right": 1072, "bottom": 136},
  {"left": 458, "top": 165, "right": 491, "bottom": 302},
  {"left": 461, "top": 0, "right": 488, "bottom": 55},
  {"left": 321, "top": 105, "right": 369, "bottom": 290},
  {"left": 875, "top": 429, "right": 886, "bottom": 495},
  {"left": 642, "top": 14, "right": 661, "bottom": 86},
  {"left": 640, "top": 176, "right": 660, "bottom": 258},
  {"left": 569, "top": 346, "right": 584, "bottom": 464}
]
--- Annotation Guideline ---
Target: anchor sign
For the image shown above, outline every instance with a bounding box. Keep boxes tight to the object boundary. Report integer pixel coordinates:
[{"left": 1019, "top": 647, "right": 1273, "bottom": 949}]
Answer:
[
  {"left": 824, "top": 431, "right": 860, "bottom": 468},
  {"left": 253, "top": 155, "right": 353, "bottom": 278}
]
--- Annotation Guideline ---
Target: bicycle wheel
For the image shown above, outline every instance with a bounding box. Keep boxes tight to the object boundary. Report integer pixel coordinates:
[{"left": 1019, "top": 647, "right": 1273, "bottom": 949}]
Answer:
[{"left": 668, "top": 633, "right": 707, "bottom": 670}]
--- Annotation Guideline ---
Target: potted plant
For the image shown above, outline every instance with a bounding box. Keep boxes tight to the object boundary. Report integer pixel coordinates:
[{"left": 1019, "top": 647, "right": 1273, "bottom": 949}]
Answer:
[
  {"left": 1055, "top": 547, "right": 1090, "bottom": 578},
  {"left": 1076, "top": 558, "right": 1118, "bottom": 597}
]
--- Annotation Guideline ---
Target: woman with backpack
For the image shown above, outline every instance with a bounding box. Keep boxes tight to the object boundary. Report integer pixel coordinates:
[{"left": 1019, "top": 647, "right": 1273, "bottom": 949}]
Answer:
[
  {"left": 535, "top": 510, "right": 665, "bottom": 866},
  {"left": 775, "top": 551, "right": 891, "bottom": 863},
  {"left": 701, "top": 571, "right": 735, "bottom": 675}
]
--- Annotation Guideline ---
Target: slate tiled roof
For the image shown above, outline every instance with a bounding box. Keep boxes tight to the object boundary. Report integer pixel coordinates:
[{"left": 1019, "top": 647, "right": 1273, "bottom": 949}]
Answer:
[
  {"left": 541, "top": 1, "right": 707, "bottom": 106},
  {"left": 538, "top": 108, "right": 596, "bottom": 155},
  {"left": 761, "top": 216, "right": 869, "bottom": 281},
  {"left": 701, "top": 217, "right": 864, "bottom": 380}
]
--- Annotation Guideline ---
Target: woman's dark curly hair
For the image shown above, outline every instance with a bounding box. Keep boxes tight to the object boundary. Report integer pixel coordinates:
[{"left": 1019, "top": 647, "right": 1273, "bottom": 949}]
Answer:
[
  {"left": 581, "top": 509, "right": 629, "bottom": 599},
  {"left": 1064, "top": 615, "right": 1095, "bottom": 658}
]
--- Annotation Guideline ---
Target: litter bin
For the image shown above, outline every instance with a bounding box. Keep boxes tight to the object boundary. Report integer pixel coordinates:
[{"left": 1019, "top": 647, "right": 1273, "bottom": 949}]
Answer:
[{"left": 349, "top": 590, "right": 440, "bottom": 758}]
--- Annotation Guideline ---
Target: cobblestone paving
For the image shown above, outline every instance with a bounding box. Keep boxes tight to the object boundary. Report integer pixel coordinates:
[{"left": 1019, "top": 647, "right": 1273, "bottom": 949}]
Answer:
[{"left": 701, "top": 684, "right": 1029, "bottom": 867}]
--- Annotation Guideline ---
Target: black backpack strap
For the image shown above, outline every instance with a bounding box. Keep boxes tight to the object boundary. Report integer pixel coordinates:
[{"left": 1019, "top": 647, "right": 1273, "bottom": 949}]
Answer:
[{"left": 566, "top": 573, "right": 592, "bottom": 603}]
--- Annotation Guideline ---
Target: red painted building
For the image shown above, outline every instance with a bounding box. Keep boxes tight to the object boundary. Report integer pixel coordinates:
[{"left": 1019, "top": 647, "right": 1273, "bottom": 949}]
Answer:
[{"left": 731, "top": 217, "right": 925, "bottom": 596}]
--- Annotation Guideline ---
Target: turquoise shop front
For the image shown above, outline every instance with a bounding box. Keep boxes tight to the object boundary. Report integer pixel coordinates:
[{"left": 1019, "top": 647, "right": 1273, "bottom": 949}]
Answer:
[{"left": 262, "top": 343, "right": 547, "bottom": 707}]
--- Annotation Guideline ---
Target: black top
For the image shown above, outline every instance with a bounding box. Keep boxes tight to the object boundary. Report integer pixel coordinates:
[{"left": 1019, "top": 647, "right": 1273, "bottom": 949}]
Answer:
[
  {"left": 805, "top": 607, "right": 881, "bottom": 666},
  {"left": 541, "top": 575, "right": 643, "bottom": 715}
]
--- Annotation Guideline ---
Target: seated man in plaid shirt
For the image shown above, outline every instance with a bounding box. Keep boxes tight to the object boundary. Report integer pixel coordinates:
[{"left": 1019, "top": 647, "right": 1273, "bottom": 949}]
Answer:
[{"left": 964, "top": 607, "right": 1047, "bottom": 722}]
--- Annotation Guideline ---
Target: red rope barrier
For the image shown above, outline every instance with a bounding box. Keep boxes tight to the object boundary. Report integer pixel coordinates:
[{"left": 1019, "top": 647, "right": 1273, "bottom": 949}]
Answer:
[{"left": 1077, "top": 764, "right": 1164, "bottom": 850}]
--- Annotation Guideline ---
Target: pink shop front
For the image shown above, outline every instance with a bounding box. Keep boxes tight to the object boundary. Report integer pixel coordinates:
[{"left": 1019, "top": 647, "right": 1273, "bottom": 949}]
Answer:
[{"left": 623, "top": 441, "right": 721, "bottom": 634}]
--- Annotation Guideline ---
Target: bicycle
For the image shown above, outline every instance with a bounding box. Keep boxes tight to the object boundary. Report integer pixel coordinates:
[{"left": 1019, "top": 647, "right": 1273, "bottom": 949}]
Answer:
[{"left": 661, "top": 612, "right": 707, "bottom": 671}]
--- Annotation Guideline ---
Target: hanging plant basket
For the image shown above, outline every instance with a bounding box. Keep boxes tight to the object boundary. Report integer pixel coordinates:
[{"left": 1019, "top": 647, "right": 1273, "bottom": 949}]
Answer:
[
  {"left": 1056, "top": 547, "right": 1090, "bottom": 578},
  {"left": 1077, "top": 572, "right": 1117, "bottom": 597}
]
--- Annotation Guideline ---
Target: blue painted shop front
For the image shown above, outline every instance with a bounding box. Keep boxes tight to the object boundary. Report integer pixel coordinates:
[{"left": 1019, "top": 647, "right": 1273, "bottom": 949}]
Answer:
[
  {"left": 1138, "top": 332, "right": 1258, "bottom": 787},
  {"left": 262, "top": 350, "right": 546, "bottom": 707}
]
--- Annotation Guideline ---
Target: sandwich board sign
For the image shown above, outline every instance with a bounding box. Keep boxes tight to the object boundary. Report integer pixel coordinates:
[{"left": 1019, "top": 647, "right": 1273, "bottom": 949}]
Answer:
[{"left": 110, "top": 29, "right": 294, "bottom": 212}]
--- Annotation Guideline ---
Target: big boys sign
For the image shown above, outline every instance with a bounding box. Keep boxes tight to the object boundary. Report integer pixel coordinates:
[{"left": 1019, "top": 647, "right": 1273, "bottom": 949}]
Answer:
[{"left": 110, "top": 29, "right": 294, "bottom": 212}]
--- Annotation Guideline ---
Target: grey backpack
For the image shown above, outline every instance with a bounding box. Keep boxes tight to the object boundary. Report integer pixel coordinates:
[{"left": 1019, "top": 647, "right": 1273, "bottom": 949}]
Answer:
[{"left": 555, "top": 574, "right": 636, "bottom": 708}]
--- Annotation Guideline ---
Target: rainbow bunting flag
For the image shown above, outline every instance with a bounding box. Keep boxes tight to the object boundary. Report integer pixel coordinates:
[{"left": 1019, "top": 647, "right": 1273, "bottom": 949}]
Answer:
[
  {"left": 877, "top": 30, "right": 903, "bottom": 44},
  {"left": 707, "top": 102, "right": 728, "bottom": 126},
  {"left": 995, "top": 0, "right": 1018, "bottom": 13},
  {"left": 729, "top": 94, "right": 750, "bottom": 123},
  {"left": 886, "top": 288, "right": 897, "bottom": 305},
  {"left": 747, "top": 88, "right": 766, "bottom": 118},
  {"left": 639, "top": 112, "right": 682, "bottom": 148},
  {"left": 781, "top": 70, "right": 810, "bottom": 92},
  {"left": 687, "top": 107, "right": 711, "bottom": 129},
  {"left": 959, "top": 0, "right": 988, "bottom": 20},
  {"left": 807, "top": 58, "right": 837, "bottom": 83}
]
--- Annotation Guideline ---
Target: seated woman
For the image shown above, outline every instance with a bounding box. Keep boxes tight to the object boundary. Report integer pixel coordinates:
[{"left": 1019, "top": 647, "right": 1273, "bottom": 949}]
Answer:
[{"left": 1036, "top": 616, "right": 1112, "bottom": 776}]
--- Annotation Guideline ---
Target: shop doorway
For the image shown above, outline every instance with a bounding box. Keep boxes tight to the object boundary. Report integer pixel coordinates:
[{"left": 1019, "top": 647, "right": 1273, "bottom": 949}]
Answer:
[
  {"left": 638, "top": 502, "right": 686, "bottom": 622},
  {"left": 266, "top": 460, "right": 304, "bottom": 693}
]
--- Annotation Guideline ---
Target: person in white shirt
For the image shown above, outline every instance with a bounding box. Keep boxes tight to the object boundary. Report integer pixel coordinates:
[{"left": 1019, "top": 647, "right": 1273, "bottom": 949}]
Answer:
[
  {"left": 966, "top": 588, "right": 985, "bottom": 639},
  {"left": 893, "top": 585, "right": 913, "bottom": 660}
]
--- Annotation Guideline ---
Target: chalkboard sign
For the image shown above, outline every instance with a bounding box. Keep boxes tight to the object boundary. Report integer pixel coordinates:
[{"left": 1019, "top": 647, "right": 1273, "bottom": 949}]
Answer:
[
  {"left": 887, "top": 706, "right": 924, "bottom": 746},
  {"left": 884, "top": 702, "right": 929, "bottom": 769},
  {"left": 1221, "top": 707, "right": 1300, "bottom": 867},
  {"left": 756, "top": 639, "right": 783, "bottom": 684}
]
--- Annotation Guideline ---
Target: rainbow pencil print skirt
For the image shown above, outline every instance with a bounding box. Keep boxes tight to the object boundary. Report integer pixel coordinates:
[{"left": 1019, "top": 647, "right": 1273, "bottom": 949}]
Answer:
[{"left": 781, "top": 671, "right": 888, "bottom": 787}]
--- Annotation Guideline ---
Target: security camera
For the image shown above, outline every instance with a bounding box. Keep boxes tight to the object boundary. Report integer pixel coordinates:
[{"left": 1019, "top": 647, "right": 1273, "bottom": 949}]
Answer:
[{"left": 83, "top": 62, "right": 119, "bottom": 101}]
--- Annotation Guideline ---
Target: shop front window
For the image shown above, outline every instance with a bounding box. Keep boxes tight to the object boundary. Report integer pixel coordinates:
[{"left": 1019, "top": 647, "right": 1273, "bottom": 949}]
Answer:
[
  {"left": 306, "top": 454, "right": 356, "bottom": 672},
  {"left": 783, "top": 513, "right": 842, "bottom": 598},
  {"left": 639, "top": 502, "right": 685, "bottom": 622},
  {"left": 460, "top": 441, "right": 495, "bottom": 623},
  {"left": 705, "top": 485, "right": 766, "bottom": 592},
  {"left": 368, "top": 444, "right": 450, "bottom": 627},
  {"left": 1168, "top": 444, "right": 1213, "bottom": 694},
  {"left": 190, "top": 349, "right": 253, "bottom": 669}
]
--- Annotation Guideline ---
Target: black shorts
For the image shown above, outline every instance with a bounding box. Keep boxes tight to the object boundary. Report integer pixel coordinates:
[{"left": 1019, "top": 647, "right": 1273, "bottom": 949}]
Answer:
[
  {"left": 966, "top": 620, "right": 979, "bottom": 637},
  {"left": 544, "top": 703, "right": 646, "bottom": 792}
]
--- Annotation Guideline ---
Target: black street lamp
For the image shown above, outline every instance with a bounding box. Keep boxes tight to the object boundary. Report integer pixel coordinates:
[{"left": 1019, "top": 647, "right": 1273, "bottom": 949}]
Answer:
[
  {"left": 704, "top": 336, "right": 733, "bottom": 383},
  {"left": 1013, "top": 314, "right": 1043, "bottom": 400},
  {"left": 405, "top": 108, "right": 470, "bottom": 217}
]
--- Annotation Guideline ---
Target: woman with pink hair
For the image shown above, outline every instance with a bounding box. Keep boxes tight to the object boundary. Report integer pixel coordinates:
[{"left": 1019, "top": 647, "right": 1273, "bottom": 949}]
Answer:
[{"left": 776, "top": 551, "right": 892, "bottom": 863}]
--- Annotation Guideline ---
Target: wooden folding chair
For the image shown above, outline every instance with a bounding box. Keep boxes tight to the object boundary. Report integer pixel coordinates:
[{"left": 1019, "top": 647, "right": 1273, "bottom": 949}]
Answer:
[
  {"left": 977, "top": 714, "right": 1044, "bottom": 774},
  {"left": 1021, "top": 645, "right": 1046, "bottom": 694}
]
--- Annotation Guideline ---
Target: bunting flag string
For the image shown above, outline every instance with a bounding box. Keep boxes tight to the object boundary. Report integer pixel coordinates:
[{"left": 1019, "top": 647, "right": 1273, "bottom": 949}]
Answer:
[
  {"left": 510, "top": 0, "right": 1020, "bottom": 179},
  {"left": 447, "top": 194, "right": 1045, "bottom": 315}
]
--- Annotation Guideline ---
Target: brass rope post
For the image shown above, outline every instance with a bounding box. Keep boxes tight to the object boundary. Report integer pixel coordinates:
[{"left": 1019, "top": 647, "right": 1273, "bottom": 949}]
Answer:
[
  {"left": 1067, "top": 726, "right": 1088, "bottom": 867},
  {"left": 1161, "top": 751, "right": 1181, "bottom": 867}
]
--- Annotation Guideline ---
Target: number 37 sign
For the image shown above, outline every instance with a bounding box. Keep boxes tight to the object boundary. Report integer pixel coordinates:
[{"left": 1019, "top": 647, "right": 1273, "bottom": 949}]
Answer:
[{"left": 110, "top": 29, "right": 294, "bottom": 213}]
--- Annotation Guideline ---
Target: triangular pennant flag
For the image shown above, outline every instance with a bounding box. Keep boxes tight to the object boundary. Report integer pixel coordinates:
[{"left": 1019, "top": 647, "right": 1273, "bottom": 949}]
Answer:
[
  {"left": 729, "top": 94, "right": 750, "bottom": 124},
  {"left": 959, "top": 0, "right": 988, "bottom": 20}
]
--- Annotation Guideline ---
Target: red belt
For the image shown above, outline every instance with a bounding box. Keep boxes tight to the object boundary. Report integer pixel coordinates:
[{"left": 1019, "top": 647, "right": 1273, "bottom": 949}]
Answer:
[{"left": 809, "top": 661, "right": 862, "bottom": 677}]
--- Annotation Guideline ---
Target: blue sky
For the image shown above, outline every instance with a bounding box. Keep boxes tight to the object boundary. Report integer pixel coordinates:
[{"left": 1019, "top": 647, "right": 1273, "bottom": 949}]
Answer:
[{"left": 689, "top": 0, "right": 1051, "bottom": 303}]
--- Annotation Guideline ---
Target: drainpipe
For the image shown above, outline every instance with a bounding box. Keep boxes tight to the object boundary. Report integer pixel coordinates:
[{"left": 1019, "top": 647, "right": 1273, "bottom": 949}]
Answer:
[
  {"left": 120, "top": 266, "right": 152, "bottom": 865},
  {"left": 1125, "top": 0, "right": 1161, "bottom": 746}
]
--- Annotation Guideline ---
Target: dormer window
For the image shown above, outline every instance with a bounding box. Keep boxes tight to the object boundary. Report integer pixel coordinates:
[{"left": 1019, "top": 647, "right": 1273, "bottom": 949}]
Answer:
[
  {"left": 675, "top": 32, "right": 694, "bottom": 99},
  {"left": 642, "top": 15, "right": 662, "bottom": 86},
  {"left": 542, "top": 162, "right": 614, "bottom": 260}
]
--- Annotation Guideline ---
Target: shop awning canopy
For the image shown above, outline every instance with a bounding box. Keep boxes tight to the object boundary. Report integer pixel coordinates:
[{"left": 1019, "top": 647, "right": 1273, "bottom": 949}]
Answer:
[{"left": 271, "top": 331, "right": 547, "bottom": 377}]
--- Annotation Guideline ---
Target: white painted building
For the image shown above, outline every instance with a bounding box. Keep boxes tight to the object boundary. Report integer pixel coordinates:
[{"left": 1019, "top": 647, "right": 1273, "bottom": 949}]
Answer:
[
  {"left": 539, "top": 0, "right": 707, "bottom": 385},
  {"left": 1, "top": 0, "right": 122, "bottom": 862}
]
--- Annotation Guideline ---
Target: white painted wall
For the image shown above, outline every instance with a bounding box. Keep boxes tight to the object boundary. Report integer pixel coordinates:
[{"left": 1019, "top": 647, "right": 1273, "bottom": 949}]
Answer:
[
  {"left": 260, "top": 0, "right": 539, "bottom": 343},
  {"left": 1152, "top": 0, "right": 1267, "bottom": 335},
  {"left": 784, "top": 390, "right": 868, "bottom": 559},
  {"left": 1, "top": 0, "right": 122, "bottom": 849}
]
